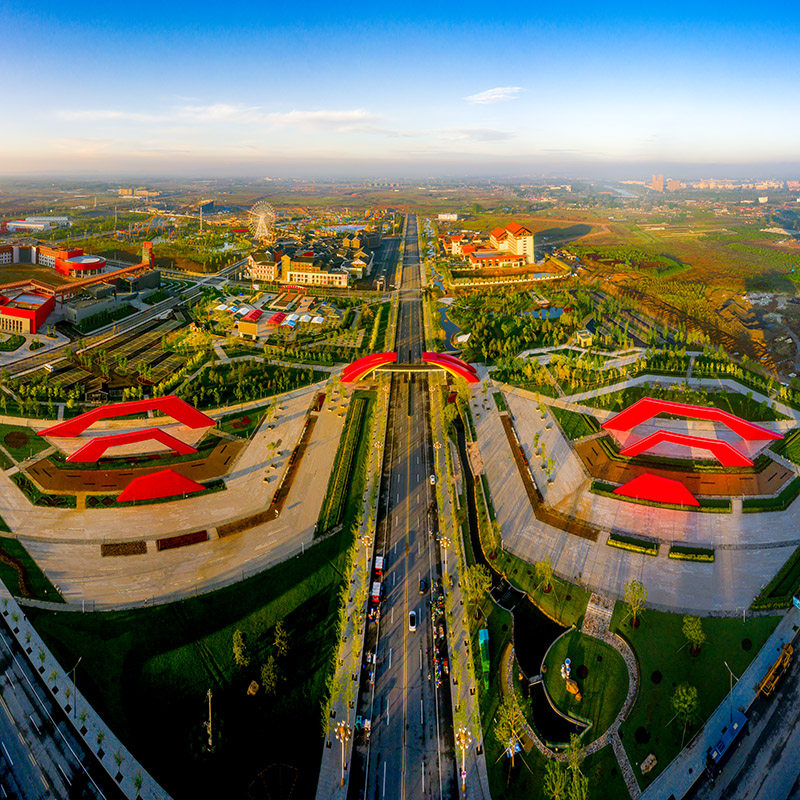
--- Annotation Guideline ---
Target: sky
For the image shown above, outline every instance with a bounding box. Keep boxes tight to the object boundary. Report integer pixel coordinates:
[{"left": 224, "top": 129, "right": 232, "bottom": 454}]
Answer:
[{"left": 1, "top": 0, "right": 799, "bottom": 178}]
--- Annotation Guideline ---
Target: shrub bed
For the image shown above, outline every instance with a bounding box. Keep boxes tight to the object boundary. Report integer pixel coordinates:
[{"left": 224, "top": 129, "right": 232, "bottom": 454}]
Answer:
[
  {"left": 607, "top": 531, "right": 659, "bottom": 556},
  {"left": 591, "top": 480, "right": 732, "bottom": 513},
  {"left": 742, "top": 476, "right": 800, "bottom": 513},
  {"left": 100, "top": 541, "right": 148, "bottom": 557},
  {"left": 11, "top": 473, "right": 77, "bottom": 508},
  {"left": 492, "top": 391, "right": 507, "bottom": 412},
  {"left": 0, "top": 334, "right": 25, "bottom": 352},
  {"left": 751, "top": 545, "right": 800, "bottom": 609},
  {"left": 669, "top": 545, "right": 715, "bottom": 562},
  {"left": 549, "top": 405, "right": 600, "bottom": 440}
]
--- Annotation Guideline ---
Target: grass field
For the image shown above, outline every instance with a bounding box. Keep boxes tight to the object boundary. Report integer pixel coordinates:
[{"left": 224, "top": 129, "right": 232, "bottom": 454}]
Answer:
[
  {"left": 0, "top": 536, "right": 62, "bottom": 601},
  {"left": 549, "top": 406, "right": 600, "bottom": 440},
  {"left": 0, "top": 423, "right": 52, "bottom": 462},
  {"left": 542, "top": 630, "right": 629, "bottom": 743},
  {"left": 611, "top": 605, "right": 779, "bottom": 789},
  {"left": 26, "top": 526, "right": 355, "bottom": 800}
]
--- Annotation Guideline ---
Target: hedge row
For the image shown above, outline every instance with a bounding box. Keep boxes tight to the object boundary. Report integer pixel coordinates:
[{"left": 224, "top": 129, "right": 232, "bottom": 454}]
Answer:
[
  {"left": 318, "top": 398, "right": 367, "bottom": 532},
  {"left": 594, "top": 433, "right": 768, "bottom": 474},
  {"left": 742, "top": 476, "right": 800, "bottom": 513},
  {"left": 669, "top": 545, "right": 715, "bottom": 562},
  {"left": 751, "top": 545, "right": 800, "bottom": 610},
  {"left": 492, "top": 392, "right": 508, "bottom": 412},
  {"left": 590, "top": 480, "right": 731, "bottom": 513},
  {"left": 607, "top": 532, "right": 659, "bottom": 556}
]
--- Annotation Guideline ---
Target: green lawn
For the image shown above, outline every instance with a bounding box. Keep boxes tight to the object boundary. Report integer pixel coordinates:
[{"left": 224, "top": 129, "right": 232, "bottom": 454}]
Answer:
[
  {"left": 0, "top": 423, "right": 51, "bottom": 462},
  {"left": 611, "top": 604, "right": 779, "bottom": 789},
  {"left": 0, "top": 536, "right": 63, "bottom": 602},
  {"left": 549, "top": 406, "right": 600, "bottom": 440},
  {"left": 583, "top": 385, "right": 788, "bottom": 421},
  {"left": 493, "top": 549, "right": 590, "bottom": 627},
  {"left": 542, "top": 630, "right": 628, "bottom": 743},
  {"left": 215, "top": 406, "right": 269, "bottom": 439},
  {"left": 26, "top": 527, "right": 353, "bottom": 800}
]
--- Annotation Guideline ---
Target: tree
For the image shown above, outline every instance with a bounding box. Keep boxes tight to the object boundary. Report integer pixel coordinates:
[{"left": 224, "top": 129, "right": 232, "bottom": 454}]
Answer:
[
  {"left": 464, "top": 564, "right": 492, "bottom": 612},
  {"left": 273, "top": 620, "right": 290, "bottom": 659},
  {"left": 623, "top": 579, "right": 647, "bottom": 627},
  {"left": 493, "top": 696, "right": 522, "bottom": 766},
  {"left": 543, "top": 759, "right": 569, "bottom": 800},
  {"left": 672, "top": 683, "right": 699, "bottom": 730},
  {"left": 682, "top": 615, "right": 706, "bottom": 654},
  {"left": 232, "top": 629, "right": 249, "bottom": 668},
  {"left": 261, "top": 656, "right": 279, "bottom": 696},
  {"left": 534, "top": 555, "right": 553, "bottom": 593},
  {"left": 567, "top": 771, "right": 589, "bottom": 800}
]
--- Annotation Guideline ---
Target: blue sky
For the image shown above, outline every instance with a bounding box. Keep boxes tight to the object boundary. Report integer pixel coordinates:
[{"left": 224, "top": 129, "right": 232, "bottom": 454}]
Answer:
[{"left": 1, "top": 0, "right": 799, "bottom": 176}]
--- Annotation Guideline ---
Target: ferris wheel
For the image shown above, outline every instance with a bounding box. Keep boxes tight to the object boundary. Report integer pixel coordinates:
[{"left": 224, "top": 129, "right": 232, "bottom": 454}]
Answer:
[{"left": 247, "top": 200, "right": 277, "bottom": 242}]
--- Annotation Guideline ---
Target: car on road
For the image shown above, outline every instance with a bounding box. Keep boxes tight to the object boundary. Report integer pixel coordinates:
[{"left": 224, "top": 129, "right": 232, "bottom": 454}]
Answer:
[
  {"left": 408, "top": 610, "right": 417, "bottom": 631},
  {"left": 429, "top": 474, "right": 436, "bottom": 485},
  {"left": 419, "top": 578, "right": 426, "bottom": 595}
]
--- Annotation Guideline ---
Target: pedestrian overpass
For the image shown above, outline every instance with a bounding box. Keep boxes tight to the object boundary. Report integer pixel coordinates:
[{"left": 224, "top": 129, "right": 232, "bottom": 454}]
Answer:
[{"left": 341, "top": 352, "right": 479, "bottom": 384}]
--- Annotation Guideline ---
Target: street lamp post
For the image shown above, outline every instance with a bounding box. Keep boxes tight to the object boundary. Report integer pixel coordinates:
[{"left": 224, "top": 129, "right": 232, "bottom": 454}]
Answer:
[
  {"left": 455, "top": 726, "right": 471, "bottom": 794},
  {"left": 69, "top": 657, "right": 82, "bottom": 719},
  {"left": 441, "top": 536, "right": 451, "bottom": 579},
  {"left": 361, "top": 533, "right": 373, "bottom": 575},
  {"left": 723, "top": 660, "right": 740, "bottom": 723},
  {"left": 335, "top": 720, "right": 351, "bottom": 788}
]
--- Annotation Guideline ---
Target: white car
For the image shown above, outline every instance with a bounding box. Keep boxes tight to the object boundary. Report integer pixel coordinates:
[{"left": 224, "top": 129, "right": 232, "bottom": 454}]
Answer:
[{"left": 408, "top": 610, "right": 417, "bottom": 631}]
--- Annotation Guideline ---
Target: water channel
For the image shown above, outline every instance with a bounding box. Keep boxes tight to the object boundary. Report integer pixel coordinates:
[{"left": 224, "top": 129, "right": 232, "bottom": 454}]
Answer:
[{"left": 451, "top": 417, "right": 583, "bottom": 744}]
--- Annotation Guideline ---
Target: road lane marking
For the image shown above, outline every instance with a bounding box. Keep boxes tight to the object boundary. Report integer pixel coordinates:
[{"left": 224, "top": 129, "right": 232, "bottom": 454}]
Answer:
[{"left": 0, "top": 743, "right": 12, "bottom": 766}]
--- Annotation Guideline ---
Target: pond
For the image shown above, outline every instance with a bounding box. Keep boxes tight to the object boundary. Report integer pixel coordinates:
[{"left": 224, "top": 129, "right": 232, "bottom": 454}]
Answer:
[
  {"left": 521, "top": 307, "right": 564, "bottom": 320},
  {"left": 438, "top": 304, "right": 462, "bottom": 347}
]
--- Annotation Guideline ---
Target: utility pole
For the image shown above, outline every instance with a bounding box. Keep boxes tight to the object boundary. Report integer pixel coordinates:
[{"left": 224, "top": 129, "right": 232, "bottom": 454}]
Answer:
[
  {"left": 335, "top": 720, "right": 351, "bottom": 787},
  {"left": 441, "top": 536, "right": 450, "bottom": 578},
  {"left": 361, "top": 533, "right": 373, "bottom": 575},
  {"left": 456, "top": 726, "right": 471, "bottom": 793}
]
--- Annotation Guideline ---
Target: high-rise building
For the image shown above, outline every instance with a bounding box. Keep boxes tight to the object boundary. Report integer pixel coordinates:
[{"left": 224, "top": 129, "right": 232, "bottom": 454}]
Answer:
[
  {"left": 651, "top": 174, "right": 665, "bottom": 192},
  {"left": 667, "top": 179, "right": 681, "bottom": 192}
]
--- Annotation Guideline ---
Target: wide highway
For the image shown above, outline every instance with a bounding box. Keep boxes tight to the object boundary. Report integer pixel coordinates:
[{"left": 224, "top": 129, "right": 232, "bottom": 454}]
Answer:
[{"left": 358, "top": 216, "right": 457, "bottom": 800}]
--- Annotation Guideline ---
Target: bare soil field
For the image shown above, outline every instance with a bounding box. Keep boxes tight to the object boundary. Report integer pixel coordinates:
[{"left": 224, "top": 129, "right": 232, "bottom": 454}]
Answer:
[{"left": 0, "top": 264, "right": 71, "bottom": 286}]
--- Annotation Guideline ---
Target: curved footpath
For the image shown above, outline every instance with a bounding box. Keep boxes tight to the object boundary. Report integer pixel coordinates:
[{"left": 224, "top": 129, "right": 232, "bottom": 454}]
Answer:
[{"left": 502, "top": 592, "right": 641, "bottom": 797}]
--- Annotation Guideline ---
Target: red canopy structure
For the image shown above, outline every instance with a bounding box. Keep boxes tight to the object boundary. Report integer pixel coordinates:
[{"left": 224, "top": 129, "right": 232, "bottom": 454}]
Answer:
[
  {"left": 117, "top": 468, "right": 206, "bottom": 503},
  {"left": 619, "top": 430, "right": 754, "bottom": 467},
  {"left": 422, "top": 352, "right": 479, "bottom": 384},
  {"left": 66, "top": 428, "right": 198, "bottom": 463},
  {"left": 602, "top": 398, "right": 782, "bottom": 442},
  {"left": 40, "top": 396, "right": 214, "bottom": 438},
  {"left": 613, "top": 473, "right": 700, "bottom": 506},
  {"left": 342, "top": 352, "right": 397, "bottom": 383}
]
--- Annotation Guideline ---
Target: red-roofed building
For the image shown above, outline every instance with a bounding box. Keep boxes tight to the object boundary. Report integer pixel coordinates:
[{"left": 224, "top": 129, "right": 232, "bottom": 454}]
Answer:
[
  {"left": 489, "top": 222, "right": 535, "bottom": 264},
  {"left": 467, "top": 250, "right": 526, "bottom": 268}
]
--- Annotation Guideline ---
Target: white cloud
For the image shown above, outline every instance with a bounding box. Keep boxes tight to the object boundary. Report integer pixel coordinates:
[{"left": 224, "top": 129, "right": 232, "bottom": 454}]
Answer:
[
  {"left": 56, "top": 109, "right": 161, "bottom": 122},
  {"left": 439, "top": 128, "right": 515, "bottom": 142},
  {"left": 178, "top": 103, "right": 261, "bottom": 121},
  {"left": 264, "top": 109, "right": 379, "bottom": 131},
  {"left": 464, "top": 86, "right": 523, "bottom": 105}
]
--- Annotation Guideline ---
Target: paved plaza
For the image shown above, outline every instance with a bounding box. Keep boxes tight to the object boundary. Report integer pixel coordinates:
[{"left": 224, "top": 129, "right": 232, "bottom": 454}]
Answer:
[
  {"left": 471, "top": 375, "right": 800, "bottom": 613},
  {"left": 2, "top": 380, "right": 347, "bottom": 607}
]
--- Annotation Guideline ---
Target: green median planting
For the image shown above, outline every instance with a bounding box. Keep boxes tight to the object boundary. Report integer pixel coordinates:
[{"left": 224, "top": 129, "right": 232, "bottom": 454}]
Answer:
[
  {"left": 742, "top": 476, "right": 800, "bottom": 513},
  {"left": 668, "top": 544, "right": 715, "bottom": 562},
  {"left": 607, "top": 531, "right": 659, "bottom": 556}
]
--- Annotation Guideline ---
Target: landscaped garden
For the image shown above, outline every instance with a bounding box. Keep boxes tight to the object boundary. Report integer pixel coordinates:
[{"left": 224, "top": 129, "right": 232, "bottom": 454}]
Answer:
[
  {"left": 610, "top": 604, "right": 779, "bottom": 788},
  {"left": 0, "top": 536, "right": 63, "bottom": 602},
  {"left": 0, "top": 422, "right": 51, "bottom": 462},
  {"left": 25, "top": 523, "right": 356, "bottom": 800},
  {"left": 180, "top": 361, "right": 325, "bottom": 409},
  {"left": 549, "top": 406, "right": 600, "bottom": 440},
  {"left": 542, "top": 629, "right": 629, "bottom": 743}
]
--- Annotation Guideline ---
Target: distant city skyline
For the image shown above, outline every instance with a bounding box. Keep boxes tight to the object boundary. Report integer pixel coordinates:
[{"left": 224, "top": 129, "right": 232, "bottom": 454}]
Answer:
[{"left": 2, "top": 0, "right": 799, "bottom": 176}]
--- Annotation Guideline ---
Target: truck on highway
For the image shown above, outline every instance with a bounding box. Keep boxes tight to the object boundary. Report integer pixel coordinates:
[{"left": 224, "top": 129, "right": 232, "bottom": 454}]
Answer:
[
  {"left": 370, "top": 581, "right": 382, "bottom": 605},
  {"left": 374, "top": 556, "right": 384, "bottom": 578}
]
